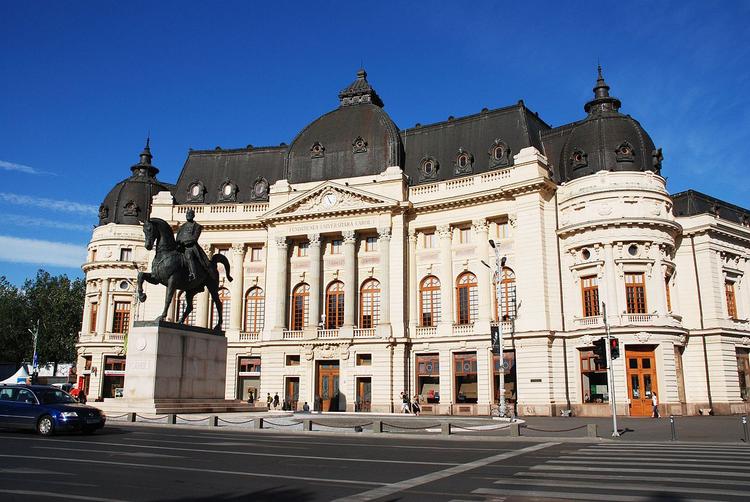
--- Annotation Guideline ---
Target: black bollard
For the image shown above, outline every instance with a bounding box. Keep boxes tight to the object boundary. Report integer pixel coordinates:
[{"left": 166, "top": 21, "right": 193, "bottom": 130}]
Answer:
[
  {"left": 669, "top": 414, "right": 677, "bottom": 441},
  {"left": 742, "top": 415, "right": 749, "bottom": 443}
]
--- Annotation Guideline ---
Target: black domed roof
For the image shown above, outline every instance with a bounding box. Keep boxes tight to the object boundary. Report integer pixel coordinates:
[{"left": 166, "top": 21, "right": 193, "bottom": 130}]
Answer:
[
  {"left": 551, "top": 68, "right": 663, "bottom": 182},
  {"left": 97, "top": 140, "right": 173, "bottom": 226},
  {"left": 286, "top": 69, "right": 403, "bottom": 184}
]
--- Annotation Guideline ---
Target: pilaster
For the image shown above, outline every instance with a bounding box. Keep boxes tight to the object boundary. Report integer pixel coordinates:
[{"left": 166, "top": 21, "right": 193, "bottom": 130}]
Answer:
[{"left": 437, "top": 224, "right": 453, "bottom": 336}]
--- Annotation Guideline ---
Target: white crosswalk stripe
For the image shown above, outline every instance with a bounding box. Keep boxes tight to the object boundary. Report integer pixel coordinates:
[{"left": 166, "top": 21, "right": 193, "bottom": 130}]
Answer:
[{"left": 472, "top": 442, "right": 750, "bottom": 501}]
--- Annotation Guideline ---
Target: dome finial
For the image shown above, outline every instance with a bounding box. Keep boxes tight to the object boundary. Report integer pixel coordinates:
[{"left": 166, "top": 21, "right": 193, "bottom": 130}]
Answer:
[
  {"left": 584, "top": 64, "right": 621, "bottom": 114},
  {"left": 338, "top": 68, "right": 384, "bottom": 107},
  {"left": 132, "top": 136, "right": 159, "bottom": 177}
]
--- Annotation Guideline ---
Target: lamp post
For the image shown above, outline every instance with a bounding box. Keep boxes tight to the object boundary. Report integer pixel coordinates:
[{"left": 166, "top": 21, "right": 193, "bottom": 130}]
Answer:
[{"left": 489, "top": 239, "right": 507, "bottom": 418}]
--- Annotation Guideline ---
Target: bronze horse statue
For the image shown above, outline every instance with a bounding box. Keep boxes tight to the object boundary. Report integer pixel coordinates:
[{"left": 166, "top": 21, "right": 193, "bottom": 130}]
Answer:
[{"left": 137, "top": 218, "right": 232, "bottom": 331}]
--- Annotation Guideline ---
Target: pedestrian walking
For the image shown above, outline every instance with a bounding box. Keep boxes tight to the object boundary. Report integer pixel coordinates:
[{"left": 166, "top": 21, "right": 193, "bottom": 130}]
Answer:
[
  {"left": 652, "top": 392, "right": 659, "bottom": 418},
  {"left": 266, "top": 393, "right": 272, "bottom": 409},
  {"left": 400, "top": 391, "right": 411, "bottom": 414},
  {"left": 273, "top": 392, "right": 280, "bottom": 410},
  {"left": 78, "top": 387, "right": 87, "bottom": 405},
  {"left": 247, "top": 389, "right": 255, "bottom": 404},
  {"left": 411, "top": 394, "right": 421, "bottom": 416}
]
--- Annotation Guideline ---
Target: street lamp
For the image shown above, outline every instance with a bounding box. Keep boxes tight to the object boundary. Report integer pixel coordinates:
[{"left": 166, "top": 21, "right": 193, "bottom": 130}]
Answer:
[{"left": 489, "top": 239, "right": 508, "bottom": 418}]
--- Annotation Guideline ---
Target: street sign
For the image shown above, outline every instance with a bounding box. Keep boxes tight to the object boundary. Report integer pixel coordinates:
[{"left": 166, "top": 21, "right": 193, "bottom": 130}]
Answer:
[{"left": 491, "top": 325, "right": 501, "bottom": 354}]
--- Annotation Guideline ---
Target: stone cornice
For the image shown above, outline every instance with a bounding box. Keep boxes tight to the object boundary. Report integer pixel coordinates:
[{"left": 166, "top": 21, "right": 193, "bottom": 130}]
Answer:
[
  {"left": 557, "top": 218, "right": 682, "bottom": 238},
  {"left": 82, "top": 261, "right": 140, "bottom": 273}
]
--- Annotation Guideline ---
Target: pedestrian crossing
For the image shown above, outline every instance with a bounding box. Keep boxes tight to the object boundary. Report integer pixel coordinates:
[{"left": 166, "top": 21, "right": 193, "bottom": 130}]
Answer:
[{"left": 471, "top": 442, "right": 750, "bottom": 501}]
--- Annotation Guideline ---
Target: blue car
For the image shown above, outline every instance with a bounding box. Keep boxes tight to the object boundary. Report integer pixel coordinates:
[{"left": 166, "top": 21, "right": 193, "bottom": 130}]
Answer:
[{"left": 0, "top": 384, "right": 106, "bottom": 436}]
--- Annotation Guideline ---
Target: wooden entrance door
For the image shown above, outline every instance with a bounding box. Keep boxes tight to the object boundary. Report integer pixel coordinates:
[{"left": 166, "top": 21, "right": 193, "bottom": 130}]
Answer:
[
  {"left": 316, "top": 361, "right": 340, "bottom": 412},
  {"left": 626, "top": 347, "right": 658, "bottom": 416},
  {"left": 356, "top": 377, "right": 371, "bottom": 412},
  {"left": 285, "top": 377, "right": 299, "bottom": 410}
]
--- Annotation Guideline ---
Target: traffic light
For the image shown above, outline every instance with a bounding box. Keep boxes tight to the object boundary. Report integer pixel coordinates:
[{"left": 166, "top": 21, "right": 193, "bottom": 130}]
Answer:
[
  {"left": 610, "top": 337, "right": 620, "bottom": 359},
  {"left": 490, "top": 325, "right": 501, "bottom": 354},
  {"left": 593, "top": 338, "right": 607, "bottom": 363}
]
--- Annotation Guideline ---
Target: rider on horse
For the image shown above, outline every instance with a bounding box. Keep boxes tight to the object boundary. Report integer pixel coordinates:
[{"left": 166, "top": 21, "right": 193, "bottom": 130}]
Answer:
[{"left": 176, "top": 209, "right": 211, "bottom": 281}]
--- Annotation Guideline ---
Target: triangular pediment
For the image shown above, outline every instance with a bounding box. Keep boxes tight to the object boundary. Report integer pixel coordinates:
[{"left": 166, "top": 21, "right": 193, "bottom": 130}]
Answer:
[{"left": 262, "top": 181, "right": 399, "bottom": 220}]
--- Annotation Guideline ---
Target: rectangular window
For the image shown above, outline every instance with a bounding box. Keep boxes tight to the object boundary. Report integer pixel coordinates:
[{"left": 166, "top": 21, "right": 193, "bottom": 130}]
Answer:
[
  {"left": 364, "top": 236, "right": 378, "bottom": 252},
  {"left": 356, "top": 353, "right": 372, "bottom": 366},
  {"left": 89, "top": 303, "right": 98, "bottom": 333},
  {"left": 665, "top": 274, "right": 672, "bottom": 312},
  {"left": 297, "top": 241, "right": 309, "bottom": 257},
  {"left": 416, "top": 354, "right": 440, "bottom": 404},
  {"left": 215, "top": 247, "right": 229, "bottom": 256},
  {"left": 119, "top": 248, "right": 132, "bottom": 261},
  {"left": 238, "top": 357, "right": 261, "bottom": 373},
  {"left": 737, "top": 348, "right": 750, "bottom": 401},
  {"left": 285, "top": 355, "right": 301, "bottom": 366},
  {"left": 625, "top": 272, "right": 647, "bottom": 314},
  {"left": 104, "top": 356, "right": 126, "bottom": 372},
  {"left": 90, "top": 249, "right": 97, "bottom": 262},
  {"left": 112, "top": 301, "right": 131, "bottom": 334},
  {"left": 580, "top": 349, "right": 608, "bottom": 403},
  {"left": 581, "top": 275, "right": 600, "bottom": 317},
  {"left": 250, "top": 246, "right": 263, "bottom": 262},
  {"left": 330, "top": 239, "right": 342, "bottom": 255},
  {"left": 726, "top": 280, "right": 738, "bottom": 319},
  {"left": 423, "top": 232, "right": 435, "bottom": 249},
  {"left": 497, "top": 220, "right": 510, "bottom": 239},
  {"left": 454, "top": 352, "right": 478, "bottom": 403},
  {"left": 459, "top": 227, "right": 471, "bottom": 244}
]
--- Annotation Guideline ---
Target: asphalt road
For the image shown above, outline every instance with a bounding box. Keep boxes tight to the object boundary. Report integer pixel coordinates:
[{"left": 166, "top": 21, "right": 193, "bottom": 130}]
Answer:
[{"left": 1, "top": 424, "right": 749, "bottom": 501}]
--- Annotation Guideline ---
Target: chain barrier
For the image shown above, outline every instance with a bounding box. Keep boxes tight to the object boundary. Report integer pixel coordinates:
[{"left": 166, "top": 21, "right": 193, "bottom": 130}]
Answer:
[
  {"left": 382, "top": 422, "right": 441, "bottom": 431},
  {"left": 217, "top": 417, "right": 257, "bottom": 425},
  {"left": 105, "top": 413, "right": 130, "bottom": 420},
  {"left": 263, "top": 419, "right": 302, "bottom": 427},
  {"left": 176, "top": 415, "right": 211, "bottom": 423},
  {"left": 135, "top": 414, "right": 169, "bottom": 421},
  {"left": 309, "top": 421, "right": 374, "bottom": 428},
  {"left": 522, "top": 424, "right": 588, "bottom": 433},
  {"left": 450, "top": 423, "right": 511, "bottom": 432}
]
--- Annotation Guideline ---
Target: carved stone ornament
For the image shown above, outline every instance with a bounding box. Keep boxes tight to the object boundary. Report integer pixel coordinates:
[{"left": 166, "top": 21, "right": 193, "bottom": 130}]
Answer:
[
  {"left": 419, "top": 157, "right": 439, "bottom": 183},
  {"left": 678, "top": 334, "right": 687, "bottom": 345},
  {"left": 310, "top": 141, "right": 325, "bottom": 159},
  {"left": 307, "top": 233, "right": 321, "bottom": 246},
  {"left": 454, "top": 148, "right": 474, "bottom": 175},
  {"left": 742, "top": 336, "right": 750, "bottom": 346},
  {"left": 615, "top": 141, "right": 635, "bottom": 163},
  {"left": 315, "top": 344, "right": 338, "bottom": 359},
  {"left": 218, "top": 179, "right": 237, "bottom": 202},
  {"left": 352, "top": 136, "right": 368, "bottom": 154},
  {"left": 294, "top": 187, "right": 379, "bottom": 214},
  {"left": 378, "top": 227, "right": 392, "bottom": 241},
  {"left": 436, "top": 224, "right": 452, "bottom": 239},
  {"left": 187, "top": 180, "right": 205, "bottom": 203},
  {"left": 342, "top": 230, "right": 357, "bottom": 244},
  {"left": 231, "top": 243, "right": 245, "bottom": 256},
  {"left": 635, "top": 331, "right": 652, "bottom": 343},
  {"left": 581, "top": 334, "right": 594, "bottom": 347},
  {"left": 274, "top": 236, "right": 288, "bottom": 249},
  {"left": 302, "top": 344, "right": 314, "bottom": 361},
  {"left": 570, "top": 148, "right": 588, "bottom": 169},
  {"left": 98, "top": 204, "right": 109, "bottom": 219},
  {"left": 201, "top": 244, "right": 213, "bottom": 258},
  {"left": 123, "top": 200, "right": 140, "bottom": 217},
  {"left": 488, "top": 139, "right": 511, "bottom": 169},
  {"left": 472, "top": 219, "right": 489, "bottom": 233},
  {"left": 250, "top": 177, "right": 269, "bottom": 201}
]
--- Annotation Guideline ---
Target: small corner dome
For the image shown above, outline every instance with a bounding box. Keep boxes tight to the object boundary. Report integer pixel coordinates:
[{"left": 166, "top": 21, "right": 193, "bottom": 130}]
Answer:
[
  {"left": 560, "top": 67, "right": 662, "bottom": 182},
  {"left": 97, "top": 140, "right": 173, "bottom": 226},
  {"left": 286, "top": 69, "right": 403, "bottom": 184}
]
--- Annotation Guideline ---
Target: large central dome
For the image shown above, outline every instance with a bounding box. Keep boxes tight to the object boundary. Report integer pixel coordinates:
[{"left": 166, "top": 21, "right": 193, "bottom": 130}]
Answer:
[{"left": 286, "top": 69, "right": 403, "bottom": 184}]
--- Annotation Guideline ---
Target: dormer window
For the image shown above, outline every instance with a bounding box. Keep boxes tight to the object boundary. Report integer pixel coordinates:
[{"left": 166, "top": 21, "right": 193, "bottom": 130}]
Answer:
[
  {"left": 187, "top": 181, "right": 205, "bottom": 203},
  {"left": 570, "top": 149, "right": 588, "bottom": 169},
  {"left": 98, "top": 204, "right": 109, "bottom": 220},
  {"left": 419, "top": 157, "right": 439, "bottom": 182},
  {"left": 352, "top": 136, "right": 368, "bottom": 154},
  {"left": 250, "top": 177, "right": 269, "bottom": 201},
  {"left": 123, "top": 200, "right": 139, "bottom": 217},
  {"left": 310, "top": 142, "right": 325, "bottom": 158},
  {"left": 454, "top": 148, "right": 474, "bottom": 175},
  {"left": 616, "top": 141, "right": 635, "bottom": 163},
  {"left": 488, "top": 139, "right": 511, "bottom": 168},
  {"left": 218, "top": 179, "right": 237, "bottom": 202}
]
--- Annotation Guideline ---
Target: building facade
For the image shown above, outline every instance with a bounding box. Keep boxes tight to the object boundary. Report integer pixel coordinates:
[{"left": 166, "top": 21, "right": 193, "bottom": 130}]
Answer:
[{"left": 76, "top": 69, "right": 750, "bottom": 416}]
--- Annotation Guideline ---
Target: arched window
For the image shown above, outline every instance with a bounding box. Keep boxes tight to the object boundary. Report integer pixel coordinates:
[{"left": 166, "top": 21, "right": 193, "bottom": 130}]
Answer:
[
  {"left": 325, "top": 281, "right": 345, "bottom": 329},
  {"left": 360, "top": 279, "right": 381, "bottom": 328},
  {"left": 174, "top": 292, "right": 197, "bottom": 325},
  {"left": 290, "top": 283, "right": 310, "bottom": 331},
  {"left": 456, "top": 272, "right": 478, "bottom": 325},
  {"left": 494, "top": 267, "right": 517, "bottom": 321},
  {"left": 419, "top": 276, "right": 441, "bottom": 327},
  {"left": 210, "top": 287, "right": 231, "bottom": 331},
  {"left": 244, "top": 287, "right": 265, "bottom": 333}
]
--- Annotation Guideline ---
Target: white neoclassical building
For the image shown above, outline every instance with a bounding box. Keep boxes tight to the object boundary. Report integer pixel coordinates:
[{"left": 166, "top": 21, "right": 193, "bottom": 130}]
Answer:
[{"left": 76, "top": 69, "right": 750, "bottom": 416}]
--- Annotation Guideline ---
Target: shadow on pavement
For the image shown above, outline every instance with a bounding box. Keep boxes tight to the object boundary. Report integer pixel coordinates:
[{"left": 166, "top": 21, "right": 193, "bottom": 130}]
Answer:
[{"left": 162, "top": 487, "right": 316, "bottom": 501}]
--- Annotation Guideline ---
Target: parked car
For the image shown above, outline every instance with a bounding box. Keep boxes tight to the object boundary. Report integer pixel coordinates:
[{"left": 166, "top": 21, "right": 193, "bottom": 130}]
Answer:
[{"left": 0, "top": 384, "right": 106, "bottom": 436}]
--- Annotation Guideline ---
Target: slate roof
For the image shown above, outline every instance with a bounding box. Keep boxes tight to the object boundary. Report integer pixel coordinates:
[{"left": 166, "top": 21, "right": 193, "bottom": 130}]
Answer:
[{"left": 672, "top": 190, "right": 750, "bottom": 225}]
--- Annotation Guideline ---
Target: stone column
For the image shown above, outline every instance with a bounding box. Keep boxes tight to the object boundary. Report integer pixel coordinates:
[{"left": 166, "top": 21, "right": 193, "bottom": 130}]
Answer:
[
  {"left": 308, "top": 233, "right": 322, "bottom": 330},
  {"left": 342, "top": 230, "right": 357, "bottom": 334},
  {"left": 82, "top": 286, "right": 93, "bottom": 335},
  {"left": 274, "top": 237, "right": 288, "bottom": 330},
  {"left": 230, "top": 243, "right": 246, "bottom": 332},
  {"left": 474, "top": 219, "right": 491, "bottom": 333},
  {"left": 652, "top": 246, "right": 668, "bottom": 316},
  {"left": 408, "top": 230, "right": 418, "bottom": 333},
  {"left": 96, "top": 279, "right": 109, "bottom": 334},
  {"left": 603, "top": 243, "right": 619, "bottom": 322},
  {"left": 378, "top": 227, "right": 392, "bottom": 326},
  {"left": 196, "top": 244, "right": 212, "bottom": 328},
  {"left": 437, "top": 224, "right": 453, "bottom": 336}
]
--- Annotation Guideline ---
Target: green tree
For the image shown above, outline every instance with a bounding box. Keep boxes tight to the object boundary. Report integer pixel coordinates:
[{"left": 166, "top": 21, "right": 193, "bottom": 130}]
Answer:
[
  {"left": 23, "top": 270, "right": 85, "bottom": 364},
  {"left": 0, "top": 277, "right": 31, "bottom": 364}
]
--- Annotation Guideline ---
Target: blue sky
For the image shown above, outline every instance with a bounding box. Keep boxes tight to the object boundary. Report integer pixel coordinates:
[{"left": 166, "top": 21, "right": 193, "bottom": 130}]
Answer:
[{"left": 1, "top": 1, "right": 748, "bottom": 285}]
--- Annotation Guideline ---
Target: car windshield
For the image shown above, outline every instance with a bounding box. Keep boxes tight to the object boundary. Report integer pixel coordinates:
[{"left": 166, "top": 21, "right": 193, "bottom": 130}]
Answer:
[{"left": 37, "top": 389, "right": 77, "bottom": 404}]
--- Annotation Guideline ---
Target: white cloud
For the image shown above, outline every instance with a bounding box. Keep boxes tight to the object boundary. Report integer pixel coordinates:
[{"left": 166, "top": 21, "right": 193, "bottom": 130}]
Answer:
[
  {"left": 0, "top": 160, "right": 54, "bottom": 175},
  {"left": 0, "top": 235, "right": 87, "bottom": 269},
  {"left": 5, "top": 214, "right": 92, "bottom": 232},
  {"left": 0, "top": 192, "right": 98, "bottom": 216}
]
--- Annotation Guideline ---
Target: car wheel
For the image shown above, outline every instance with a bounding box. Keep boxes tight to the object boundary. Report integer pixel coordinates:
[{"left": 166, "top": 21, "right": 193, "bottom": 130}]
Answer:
[{"left": 37, "top": 415, "right": 55, "bottom": 436}]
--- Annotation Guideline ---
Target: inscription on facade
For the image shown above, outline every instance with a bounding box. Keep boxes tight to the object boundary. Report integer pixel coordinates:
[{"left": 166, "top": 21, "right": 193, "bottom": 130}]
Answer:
[{"left": 288, "top": 218, "right": 377, "bottom": 234}]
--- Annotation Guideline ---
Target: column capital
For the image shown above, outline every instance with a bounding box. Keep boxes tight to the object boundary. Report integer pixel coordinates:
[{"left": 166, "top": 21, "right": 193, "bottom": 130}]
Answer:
[
  {"left": 436, "top": 224, "right": 452, "bottom": 239},
  {"left": 274, "top": 236, "right": 288, "bottom": 249},
  {"left": 472, "top": 218, "right": 489, "bottom": 233},
  {"left": 408, "top": 230, "right": 418, "bottom": 243},
  {"left": 307, "top": 233, "right": 321, "bottom": 246},
  {"left": 342, "top": 230, "right": 357, "bottom": 244},
  {"left": 231, "top": 243, "right": 245, "bottom": 255},
  {"left": 378, "top": 227, "right": 392, "bottom": 241},
  {"left": 201, "top": 244, "right": 214, "bottom": 257}
]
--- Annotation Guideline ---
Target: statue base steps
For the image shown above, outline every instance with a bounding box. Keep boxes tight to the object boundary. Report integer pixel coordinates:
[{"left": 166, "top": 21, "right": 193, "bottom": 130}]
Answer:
[{"left": 93, "top": 398, "right": 266, "bottom": 415}]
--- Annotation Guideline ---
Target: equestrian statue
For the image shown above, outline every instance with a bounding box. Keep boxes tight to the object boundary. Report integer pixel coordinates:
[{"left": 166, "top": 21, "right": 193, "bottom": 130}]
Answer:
[{"left": 137, "top": 209, "right": 232, "bottom": 332}]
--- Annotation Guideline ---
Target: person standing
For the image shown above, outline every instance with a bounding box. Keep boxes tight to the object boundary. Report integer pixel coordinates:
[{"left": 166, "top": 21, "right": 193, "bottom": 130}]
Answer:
[
  {"left": 266, "top": 393, "right": 272, "bottom": 409},
  {"left": 400, "top": 391, "right": 411, "bottom": 414},
  {"left": 273, "top": 392, "right": 280, "bottom": 410},
  {"left": 78, "top": 387, "right": 87, "bottom": 405},
  {"left": 652, "top": 392, "right": 659, "bottom": 418},
  {"left": 411, "top": 394, "right": 421, "bottom": 416}
]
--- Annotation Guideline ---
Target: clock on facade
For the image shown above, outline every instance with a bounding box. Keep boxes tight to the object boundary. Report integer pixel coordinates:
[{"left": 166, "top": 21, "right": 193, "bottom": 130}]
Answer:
[{"left": 322, "top": 192, "right": 338, "bottom": 207}]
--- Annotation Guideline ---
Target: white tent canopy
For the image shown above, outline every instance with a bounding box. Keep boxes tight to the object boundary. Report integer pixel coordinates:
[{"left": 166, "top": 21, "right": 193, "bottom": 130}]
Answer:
[{"left": 0, "top": 365, "right": 30, "bottom": 385}]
